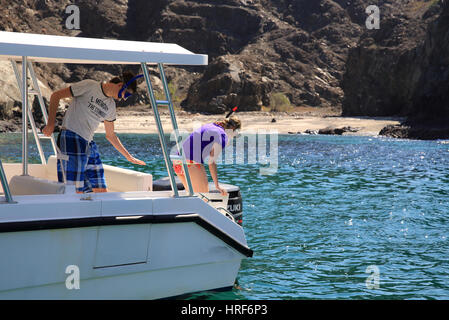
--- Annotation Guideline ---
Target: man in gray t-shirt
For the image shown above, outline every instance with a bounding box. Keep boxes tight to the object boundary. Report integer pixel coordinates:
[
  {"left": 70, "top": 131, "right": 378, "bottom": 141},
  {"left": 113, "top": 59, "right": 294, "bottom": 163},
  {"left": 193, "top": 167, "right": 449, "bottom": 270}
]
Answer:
[
  {"left": 62, "top": 78, "right": 117, "bottom": 142},
  {"left": 42, "top": 71, "right": 145, "bottom": 193}
]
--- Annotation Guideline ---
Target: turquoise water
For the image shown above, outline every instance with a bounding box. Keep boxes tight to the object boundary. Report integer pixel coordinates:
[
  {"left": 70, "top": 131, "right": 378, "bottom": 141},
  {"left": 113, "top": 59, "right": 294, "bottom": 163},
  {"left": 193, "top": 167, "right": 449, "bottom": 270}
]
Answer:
[{"left": 1, "top": 133, "right": 449, "bottom": 299}]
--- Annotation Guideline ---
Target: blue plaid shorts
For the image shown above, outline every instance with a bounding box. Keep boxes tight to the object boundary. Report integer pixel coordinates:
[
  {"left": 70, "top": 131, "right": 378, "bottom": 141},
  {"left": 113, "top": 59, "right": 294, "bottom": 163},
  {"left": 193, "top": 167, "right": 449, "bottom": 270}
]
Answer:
[{"left": 57, "top": 129, "right": 107, "bottom": 193}]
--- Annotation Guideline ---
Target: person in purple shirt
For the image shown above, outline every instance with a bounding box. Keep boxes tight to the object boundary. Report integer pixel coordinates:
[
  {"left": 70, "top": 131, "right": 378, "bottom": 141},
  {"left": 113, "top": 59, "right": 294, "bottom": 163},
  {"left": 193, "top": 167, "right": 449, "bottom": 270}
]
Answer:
[{"left": 173, "top": 115, "right": 241, "bottom": 195}]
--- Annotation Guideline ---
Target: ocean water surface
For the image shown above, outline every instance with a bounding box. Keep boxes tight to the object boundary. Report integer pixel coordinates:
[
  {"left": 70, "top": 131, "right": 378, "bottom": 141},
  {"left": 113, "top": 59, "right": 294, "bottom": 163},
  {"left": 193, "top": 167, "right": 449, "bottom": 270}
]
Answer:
[{"left": 1, "top": 133, "right": 448, "bottom": 299}]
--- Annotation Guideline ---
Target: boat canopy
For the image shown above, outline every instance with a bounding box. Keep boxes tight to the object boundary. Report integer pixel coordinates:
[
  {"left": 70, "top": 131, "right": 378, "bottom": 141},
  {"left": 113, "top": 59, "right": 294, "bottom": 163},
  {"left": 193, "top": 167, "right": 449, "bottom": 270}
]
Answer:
[
  {"left": 0, "top": 31, "right": 203, "bottom": 199},
  {"left": 0, "top": 31, "right": 208, "bottom": 65}
]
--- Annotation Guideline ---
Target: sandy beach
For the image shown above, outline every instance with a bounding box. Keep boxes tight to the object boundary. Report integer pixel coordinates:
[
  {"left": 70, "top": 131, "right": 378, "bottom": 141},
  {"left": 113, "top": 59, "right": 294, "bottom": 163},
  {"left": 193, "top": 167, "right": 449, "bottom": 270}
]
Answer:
[{"left": 95, "top": 105, "right": 403, "bottom": 136}]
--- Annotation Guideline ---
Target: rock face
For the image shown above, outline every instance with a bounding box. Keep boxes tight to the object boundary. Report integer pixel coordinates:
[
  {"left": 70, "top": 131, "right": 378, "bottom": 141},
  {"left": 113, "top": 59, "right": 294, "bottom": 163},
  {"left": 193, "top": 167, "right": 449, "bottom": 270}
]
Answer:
[
  {"left": 379, "top": 123, "right": 449, "bottom": 140},
  {"left": 342, "top": 0, "right": 445, "bottom": 117},
  {"left": 174, "top": 0, "right": 367, "bottom": 113},
  {"left": 342, "top": 1, "right": 449, "bottom": 139},
  {"left": 0, "top": 0, "right": 371, "bottom": 117},
  {"left": 318, "top": 126, "right": 359, "bottom": 135},
  {"left": 342, "top": 0, "right": 449, "bottom": 138},
  {"left": 0, "top": 0, "right": 449, "bottom": 137},
  {"left": 411, "top": 1, "right": 449, "bottom": 121},
  {"left": 181, "top": 55, "right": 273, "bottom": 113}
]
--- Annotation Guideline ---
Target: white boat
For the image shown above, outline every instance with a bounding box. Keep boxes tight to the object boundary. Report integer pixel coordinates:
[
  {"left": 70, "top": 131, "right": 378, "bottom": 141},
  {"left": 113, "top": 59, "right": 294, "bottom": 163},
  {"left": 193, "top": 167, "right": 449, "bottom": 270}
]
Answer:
[{"left": 0, "top": 31, "right": 252, "bottom": 299}]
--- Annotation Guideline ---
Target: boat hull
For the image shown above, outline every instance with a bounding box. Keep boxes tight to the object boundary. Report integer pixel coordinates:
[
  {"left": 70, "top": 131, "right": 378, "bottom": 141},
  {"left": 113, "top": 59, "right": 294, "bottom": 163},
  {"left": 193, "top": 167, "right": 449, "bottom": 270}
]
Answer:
[{"left": 0, "top": 193, "right": 251, "bottom": 299}]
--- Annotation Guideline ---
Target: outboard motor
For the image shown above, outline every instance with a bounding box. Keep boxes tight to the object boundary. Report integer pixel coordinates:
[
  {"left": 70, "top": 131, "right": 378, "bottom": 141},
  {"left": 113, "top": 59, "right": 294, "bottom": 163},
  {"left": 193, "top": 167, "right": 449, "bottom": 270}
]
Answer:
[
  {"left": 208, "top": 183, "right": 243, "bottom": 225},
  {"left": 153, "top": 177, "right": 243, "bottom": 225}
]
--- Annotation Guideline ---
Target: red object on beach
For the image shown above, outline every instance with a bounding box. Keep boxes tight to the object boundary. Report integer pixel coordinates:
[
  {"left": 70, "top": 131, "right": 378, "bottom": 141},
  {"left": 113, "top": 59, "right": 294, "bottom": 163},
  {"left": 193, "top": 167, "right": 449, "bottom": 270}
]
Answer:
[{"left": 226, "top": 106, "right": 238, "bottom": 118}]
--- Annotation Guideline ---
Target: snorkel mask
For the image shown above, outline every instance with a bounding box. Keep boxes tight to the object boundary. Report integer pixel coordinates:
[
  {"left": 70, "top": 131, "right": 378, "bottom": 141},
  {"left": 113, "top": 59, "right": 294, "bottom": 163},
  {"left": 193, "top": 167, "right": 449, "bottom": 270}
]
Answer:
[{"left": 118, "top": 74, "right": 143, "bottom": 100}]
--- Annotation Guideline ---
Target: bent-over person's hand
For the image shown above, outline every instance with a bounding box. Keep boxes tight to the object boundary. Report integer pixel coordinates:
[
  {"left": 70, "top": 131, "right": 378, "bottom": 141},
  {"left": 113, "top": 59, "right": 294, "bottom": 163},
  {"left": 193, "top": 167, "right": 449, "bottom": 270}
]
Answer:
[{"left": 216, "top": 184, "right": 228, "bottom": 196}]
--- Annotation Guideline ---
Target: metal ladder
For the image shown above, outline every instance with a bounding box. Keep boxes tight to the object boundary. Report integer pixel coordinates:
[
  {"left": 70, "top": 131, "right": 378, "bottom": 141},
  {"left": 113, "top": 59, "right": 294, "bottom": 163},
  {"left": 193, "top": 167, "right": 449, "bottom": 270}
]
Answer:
[
  {"left": 1, "top": 58, "right": 57, "bottom": 204},
  {"left": 140, "top": 63, "right": 194, "bottom": 197},
  {"left": 10, "top": 59, "right": 58, "bottom": 166}
]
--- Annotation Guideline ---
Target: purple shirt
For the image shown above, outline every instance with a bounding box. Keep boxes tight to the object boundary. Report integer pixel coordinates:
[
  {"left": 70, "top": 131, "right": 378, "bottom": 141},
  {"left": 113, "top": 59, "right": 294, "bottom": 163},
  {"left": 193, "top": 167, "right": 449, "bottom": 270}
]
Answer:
[{"left": 181, "top": 123, "right": 228, "bottom": 164}]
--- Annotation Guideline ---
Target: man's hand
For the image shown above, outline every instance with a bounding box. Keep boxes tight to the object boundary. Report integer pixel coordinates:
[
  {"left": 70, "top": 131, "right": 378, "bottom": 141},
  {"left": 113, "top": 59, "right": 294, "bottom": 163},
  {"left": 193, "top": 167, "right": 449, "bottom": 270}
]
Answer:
[
  {"left": 127, "top": 155, "right": 146, "bottom": 166},
  {"left": 104, "top": 121, "right": 146, "bottom": 166},
  {"left": 42, "top": 124, "right": 54, "bottom": 137}
]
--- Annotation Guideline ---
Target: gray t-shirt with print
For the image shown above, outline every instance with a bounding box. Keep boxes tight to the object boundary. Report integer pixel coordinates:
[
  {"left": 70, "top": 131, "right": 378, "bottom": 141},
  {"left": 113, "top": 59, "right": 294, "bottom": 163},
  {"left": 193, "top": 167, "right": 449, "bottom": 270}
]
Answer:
[{"left": 62, "top": 79, "right": 116, "bottom": 142}]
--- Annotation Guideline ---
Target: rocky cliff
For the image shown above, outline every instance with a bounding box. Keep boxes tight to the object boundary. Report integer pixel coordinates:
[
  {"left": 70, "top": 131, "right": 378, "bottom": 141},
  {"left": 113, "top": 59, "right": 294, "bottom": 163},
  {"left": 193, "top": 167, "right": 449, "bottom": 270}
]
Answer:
[
  {"left": 176, "top": 0, "right": 368, "bottom": 113},
  {"left": 342, "top": 0, "right": 449, "bottom": 138},
  {"left": 1, "top": 0, "right": 448, "bottom": 138},
  {"left": 343, "top": 1, "right": 437, "bottom": 116},
  {"left": 0, "top": 0, "right": 369, "bottom": 120}
]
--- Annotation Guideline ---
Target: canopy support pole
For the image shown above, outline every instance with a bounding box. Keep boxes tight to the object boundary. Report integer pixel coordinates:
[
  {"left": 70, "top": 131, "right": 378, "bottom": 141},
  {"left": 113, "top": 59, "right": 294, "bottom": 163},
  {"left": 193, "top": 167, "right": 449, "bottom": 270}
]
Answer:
[{"left": 21, "top": 56, "right": 28, "bottom": 176}]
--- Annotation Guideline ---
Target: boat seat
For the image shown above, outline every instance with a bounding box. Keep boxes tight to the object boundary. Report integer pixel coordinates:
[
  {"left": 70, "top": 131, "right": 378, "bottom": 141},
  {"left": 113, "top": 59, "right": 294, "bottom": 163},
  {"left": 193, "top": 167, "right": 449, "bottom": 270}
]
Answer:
[
  {"left": 101, "top": 164, "right": 153, "bottom": 192},
  {"left": 8, "top": 175, "right": 66, "bottom": 196},
  {"left": 46, "top": 156, "right": 153, "bottom": 192}
]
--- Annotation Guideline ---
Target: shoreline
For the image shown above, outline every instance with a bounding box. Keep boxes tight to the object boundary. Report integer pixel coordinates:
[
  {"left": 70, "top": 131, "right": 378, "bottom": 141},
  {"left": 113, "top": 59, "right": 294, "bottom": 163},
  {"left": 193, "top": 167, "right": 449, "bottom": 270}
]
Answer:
[
  {"left": 94, "top": 107, "right": 403, "bottom": 136},
  {"left": 0, "top": 106, "right": 403, "bottom": 137}
]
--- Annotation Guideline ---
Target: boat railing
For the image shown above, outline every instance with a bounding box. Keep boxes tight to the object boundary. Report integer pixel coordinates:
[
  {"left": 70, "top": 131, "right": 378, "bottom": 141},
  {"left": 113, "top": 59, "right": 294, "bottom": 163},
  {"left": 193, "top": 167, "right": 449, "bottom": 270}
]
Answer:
[
  {"left": 0, "top": 159, "right": 15, "bottom": 204},
  {"left": 6, "top": 58, "right": 195, "bottom": 199},
  {"left": 216, "top": 207, "right": 236, "bottom": 222},
  {"left": 10, "top": 59, "right": 58, "bottom": 166}
]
